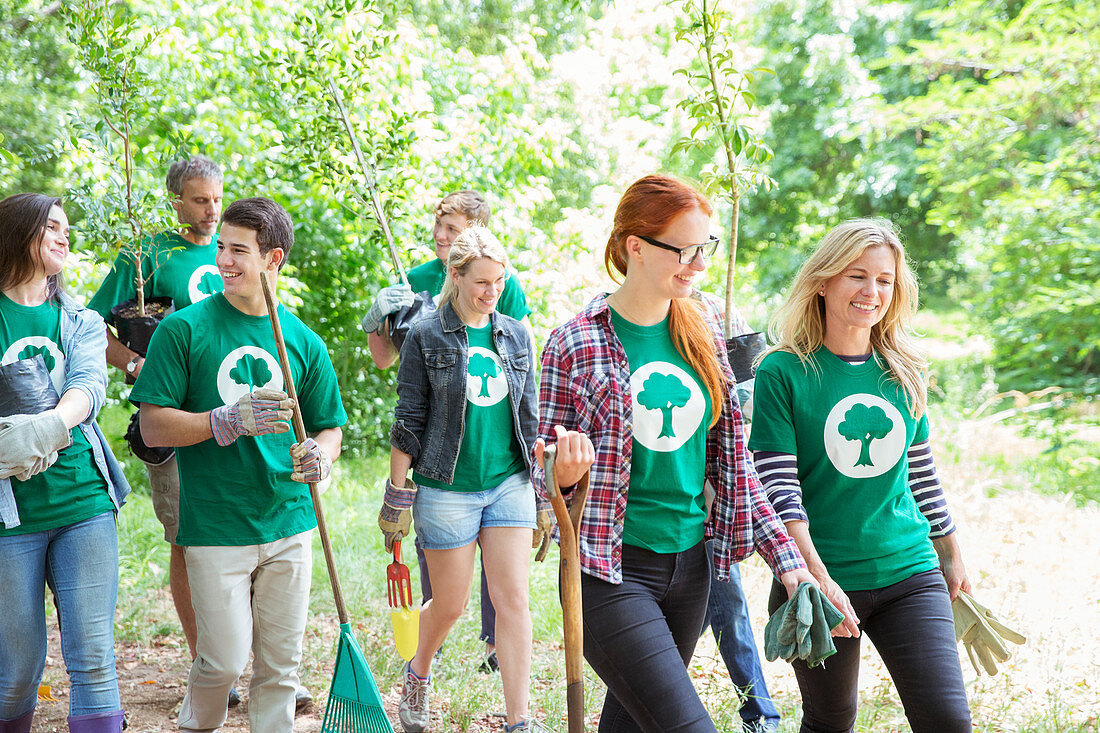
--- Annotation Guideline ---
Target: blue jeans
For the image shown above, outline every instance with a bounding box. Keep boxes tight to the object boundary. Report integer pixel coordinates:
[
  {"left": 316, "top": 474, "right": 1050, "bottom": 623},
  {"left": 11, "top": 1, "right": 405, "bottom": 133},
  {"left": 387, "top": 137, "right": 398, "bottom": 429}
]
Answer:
[
  {"left": 0, "top": 511, "right": 120, "bottom": 718},
  {"left": 703, "top": 541, "right": 779, "bottom": 727},
  {"left": 581, "top": 540, "right": 715, "bottom": 733},
  {"left": 768, "top": 569, "right": 971, "bottom": 733}
]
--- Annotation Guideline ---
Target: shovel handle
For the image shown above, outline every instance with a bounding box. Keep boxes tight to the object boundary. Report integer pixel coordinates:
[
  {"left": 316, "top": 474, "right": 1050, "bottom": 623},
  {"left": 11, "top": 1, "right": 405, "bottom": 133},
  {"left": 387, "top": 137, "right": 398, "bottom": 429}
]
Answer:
[
  {"left": 544, "top": 445, "right": 588, "bottom": 733},
  {"left": 260, "top": 274, "right": 349, "bottom": 625}
]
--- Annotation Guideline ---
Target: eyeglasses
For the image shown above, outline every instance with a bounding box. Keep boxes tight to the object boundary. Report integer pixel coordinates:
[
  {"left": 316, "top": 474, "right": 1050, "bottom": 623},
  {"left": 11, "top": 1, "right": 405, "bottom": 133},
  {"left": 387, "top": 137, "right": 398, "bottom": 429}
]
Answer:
[{"left": 637, "top": 235, "right": 720, "bottom": 264}]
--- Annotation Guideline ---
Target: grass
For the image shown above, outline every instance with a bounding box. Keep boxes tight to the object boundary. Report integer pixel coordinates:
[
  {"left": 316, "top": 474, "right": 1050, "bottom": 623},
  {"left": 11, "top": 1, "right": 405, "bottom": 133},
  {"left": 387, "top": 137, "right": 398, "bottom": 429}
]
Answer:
[{"left": 103, "top": 304, "right": 1099, "bottom": 732}]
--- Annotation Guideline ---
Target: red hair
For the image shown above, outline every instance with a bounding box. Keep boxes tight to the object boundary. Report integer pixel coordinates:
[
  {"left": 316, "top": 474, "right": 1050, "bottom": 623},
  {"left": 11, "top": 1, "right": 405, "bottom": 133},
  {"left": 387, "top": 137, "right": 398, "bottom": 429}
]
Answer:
[{"left": 605, "top": 175, "right": 726, "bottom": 426}]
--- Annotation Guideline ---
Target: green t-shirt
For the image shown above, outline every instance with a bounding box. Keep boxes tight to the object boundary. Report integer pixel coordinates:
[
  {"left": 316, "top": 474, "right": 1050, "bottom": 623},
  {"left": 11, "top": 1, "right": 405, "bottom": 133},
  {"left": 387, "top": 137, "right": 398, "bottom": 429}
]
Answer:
[
  {"left": 748, "top": 348, "right": 938, "bottom": 591},
  {"left": 129, "top": 294, "right": 347, "bottom": 546},
  {"left": 0, "top": 294, "right": 112, "bottom": 535},
  {"left": 88, "top": 232, "right": 223, "bottom": 323},
  {"left": 405, "top": 258, "right": 531, "bottom": 321},
  {"left": 610, "top": 308, "right": 712, "bottom": 553},
  {"left": 414, "top": 323, "right": 526, "bottom": 493}
]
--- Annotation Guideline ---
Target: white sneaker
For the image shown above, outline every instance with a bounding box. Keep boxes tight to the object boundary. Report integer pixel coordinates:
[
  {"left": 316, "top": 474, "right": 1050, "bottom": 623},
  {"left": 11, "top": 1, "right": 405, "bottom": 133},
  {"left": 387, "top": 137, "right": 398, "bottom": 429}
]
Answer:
[{"left": 398, "top": 661, "right": 431, "bottom": 732}]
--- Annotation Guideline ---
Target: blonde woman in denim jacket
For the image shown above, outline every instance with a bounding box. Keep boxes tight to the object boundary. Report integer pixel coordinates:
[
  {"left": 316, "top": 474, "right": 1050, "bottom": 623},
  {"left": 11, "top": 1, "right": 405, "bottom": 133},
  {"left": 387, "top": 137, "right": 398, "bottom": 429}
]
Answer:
[
  {"left": 378, "top": 226, "right": 549, "bottom": 733},
  {"left": 0, "top": 194, "right": 130, "bottom": 733}
]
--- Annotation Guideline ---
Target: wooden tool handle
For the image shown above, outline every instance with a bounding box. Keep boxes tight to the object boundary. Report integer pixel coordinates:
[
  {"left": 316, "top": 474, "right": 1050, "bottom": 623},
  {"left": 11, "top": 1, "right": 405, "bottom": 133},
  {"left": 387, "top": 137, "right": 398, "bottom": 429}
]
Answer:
[
  {"left": 545, "top": 445, "right": 587, "bottom": 733},
  {"left": 260, "top": 273, "right": 349, "bottom": 625}
]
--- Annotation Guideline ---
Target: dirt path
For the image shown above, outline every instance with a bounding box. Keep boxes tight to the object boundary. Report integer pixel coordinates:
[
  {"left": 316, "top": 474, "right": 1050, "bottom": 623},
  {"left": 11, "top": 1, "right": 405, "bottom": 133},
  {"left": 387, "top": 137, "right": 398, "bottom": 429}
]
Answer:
[{"left": 26, "top": 422, "right": 1100, "bottom": 731}]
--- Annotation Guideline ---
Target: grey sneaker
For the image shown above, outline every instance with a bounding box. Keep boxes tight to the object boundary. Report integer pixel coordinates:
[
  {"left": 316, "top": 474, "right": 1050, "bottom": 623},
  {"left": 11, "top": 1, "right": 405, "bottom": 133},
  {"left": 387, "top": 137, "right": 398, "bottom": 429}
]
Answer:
[
  {"left": 504, "top": 719, "right": 552, "bottom": 732},
  {"left": 398, "top": 661, "right": 431, "bottom": 732},
  {"left": 294, "top": 685, "right": 313, "bottom": 714}
]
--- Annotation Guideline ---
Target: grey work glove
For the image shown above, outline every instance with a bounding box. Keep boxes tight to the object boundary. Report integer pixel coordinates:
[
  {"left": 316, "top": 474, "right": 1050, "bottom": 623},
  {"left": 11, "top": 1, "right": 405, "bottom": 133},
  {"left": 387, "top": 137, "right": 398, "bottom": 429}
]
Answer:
[
  {"left": 378, "top": 478, "right": 416, "bottom": 551},
  {"left": 952, "top": 590, "right": 1026, "bottom": 676},
  {"left": 361, "top": 283, "right": 415, "bottom": 334},
  {"left": 290, "top": 438, "right": 332, "bottom": 483},
  {"left": 209, "top": 388, "right": 294, "bottom": 447},
  {"left": 533, "top": 509, "right": 553, "bottom": 562},
  {"left": 0, "top": 411, "right": 71, "bottom": 480},
  {"left": 764, "top": 581, "right": 845, "bottom": 668}
]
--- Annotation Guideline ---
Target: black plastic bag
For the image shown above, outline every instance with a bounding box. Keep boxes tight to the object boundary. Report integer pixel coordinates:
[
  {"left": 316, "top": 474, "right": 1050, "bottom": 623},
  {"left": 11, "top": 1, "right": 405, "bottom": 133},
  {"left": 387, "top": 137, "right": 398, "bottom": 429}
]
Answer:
[
  {"left": 386, "top": 291, "right": 437, "bottom": 355},
  {"left": 0, "top": 356, "right": 60, "bottom": 418},
  {"left": 125, "top": 410, "right": 174, "bottom": 466},
  {"left": 725, "top": 332, "right": 767, "bottom": 384}
]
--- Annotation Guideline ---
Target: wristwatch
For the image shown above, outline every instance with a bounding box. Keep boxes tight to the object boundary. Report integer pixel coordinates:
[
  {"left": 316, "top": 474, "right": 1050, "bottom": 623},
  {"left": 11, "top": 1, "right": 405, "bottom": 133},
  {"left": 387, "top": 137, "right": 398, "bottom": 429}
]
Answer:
[{"left": 125, "top": 355, "right": 141, "bottom": 375}]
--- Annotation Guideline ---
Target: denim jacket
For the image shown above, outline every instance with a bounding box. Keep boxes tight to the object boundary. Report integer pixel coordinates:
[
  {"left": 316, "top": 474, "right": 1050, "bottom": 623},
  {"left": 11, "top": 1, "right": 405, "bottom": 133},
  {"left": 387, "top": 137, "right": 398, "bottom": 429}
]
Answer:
[
  {"left": 390, "top": 302, "right": 537, "bottom": 487},
  {"left": 0, "top": 293, "right": 131, "bottom": 529}
]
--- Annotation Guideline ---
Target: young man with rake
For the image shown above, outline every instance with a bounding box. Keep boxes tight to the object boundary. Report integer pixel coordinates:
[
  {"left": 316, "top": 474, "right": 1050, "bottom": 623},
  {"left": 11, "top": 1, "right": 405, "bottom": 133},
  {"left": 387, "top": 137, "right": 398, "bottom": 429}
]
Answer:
[{"left": 131, "top": 197, "right": 346, "bottom": 732}]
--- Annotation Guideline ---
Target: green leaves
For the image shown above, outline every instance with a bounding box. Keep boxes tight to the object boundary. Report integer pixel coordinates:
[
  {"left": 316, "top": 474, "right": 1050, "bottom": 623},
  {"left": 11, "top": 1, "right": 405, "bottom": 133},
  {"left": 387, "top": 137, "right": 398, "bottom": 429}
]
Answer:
[{"left": 673, "top": 0, "right": 776, "bottom": 330}]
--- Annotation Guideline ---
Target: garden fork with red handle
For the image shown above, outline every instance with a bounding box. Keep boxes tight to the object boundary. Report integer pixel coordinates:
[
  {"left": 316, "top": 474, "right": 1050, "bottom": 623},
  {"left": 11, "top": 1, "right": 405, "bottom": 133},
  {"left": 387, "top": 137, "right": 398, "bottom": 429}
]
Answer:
[{"left": 387, "top": 540, "right": 414, "bottom": 609}]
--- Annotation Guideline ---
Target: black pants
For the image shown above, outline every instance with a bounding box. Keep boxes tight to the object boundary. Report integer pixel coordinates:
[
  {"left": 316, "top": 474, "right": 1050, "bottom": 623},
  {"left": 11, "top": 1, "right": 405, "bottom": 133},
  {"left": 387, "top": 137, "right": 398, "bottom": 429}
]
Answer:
[
  {"left": 580, "top": 540, "right": 717, "bottom": 733},
  {"left": 768, "top": 569, "right": 971, "bottom": 733}
]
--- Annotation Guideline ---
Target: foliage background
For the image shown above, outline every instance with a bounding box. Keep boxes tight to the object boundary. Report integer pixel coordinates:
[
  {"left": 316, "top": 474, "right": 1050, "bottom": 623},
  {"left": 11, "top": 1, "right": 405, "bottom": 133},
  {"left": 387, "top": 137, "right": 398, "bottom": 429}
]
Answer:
[{"left": 3, "top": 0, "right": 1099, "bottom": 730}]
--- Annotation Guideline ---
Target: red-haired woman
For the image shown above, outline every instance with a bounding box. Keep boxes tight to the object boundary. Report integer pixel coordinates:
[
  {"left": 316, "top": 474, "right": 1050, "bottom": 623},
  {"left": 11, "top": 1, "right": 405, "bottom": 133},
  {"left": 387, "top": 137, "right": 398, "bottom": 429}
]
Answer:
[{"left": 533, "top": 174, "right": 814, "bottom": 732}]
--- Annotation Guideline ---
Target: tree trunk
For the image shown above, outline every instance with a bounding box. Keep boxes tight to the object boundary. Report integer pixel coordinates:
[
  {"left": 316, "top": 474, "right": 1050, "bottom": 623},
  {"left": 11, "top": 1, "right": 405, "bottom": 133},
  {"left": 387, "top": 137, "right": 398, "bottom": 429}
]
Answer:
[{"left": 724, "top": 196, "right": 740, "bottom": 339}]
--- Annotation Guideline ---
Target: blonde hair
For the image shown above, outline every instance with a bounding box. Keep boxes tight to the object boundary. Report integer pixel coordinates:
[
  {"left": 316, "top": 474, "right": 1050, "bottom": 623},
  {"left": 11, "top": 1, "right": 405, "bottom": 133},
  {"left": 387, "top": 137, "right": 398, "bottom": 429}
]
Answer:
[
  {"left": 436, "top": 190, "right": 491, "bottom": 225},
  {"left": 605, "top": 174, "right": 726, "bottom": 427},
  {"left": 438, "top": 226, "right": 509, "bottom": 307},
  {"left": 764, "top": 217, "right": 928, "bottom": 418}
]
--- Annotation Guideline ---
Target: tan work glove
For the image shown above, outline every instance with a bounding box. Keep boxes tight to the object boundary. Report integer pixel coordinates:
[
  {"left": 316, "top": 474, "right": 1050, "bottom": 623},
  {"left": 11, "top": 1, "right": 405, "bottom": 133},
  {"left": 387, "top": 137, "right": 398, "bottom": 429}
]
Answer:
[
  {"left": 952, "top": 590, "right": 1026, "bottom": 675},
  {"left": 209, "top": 388, "right": 294, "bottom": 446},
  {"left": 0, "top": 411, "right": 71, "bottom": 480},
  {"left": 533, "top": 509, "right": 553, "bottom": 561},
  {"left": 290, "top": 438, "right": 332, "bottom": 483},
  {"left": 378, "top": 478, "right": 416, "bottom": 552}
]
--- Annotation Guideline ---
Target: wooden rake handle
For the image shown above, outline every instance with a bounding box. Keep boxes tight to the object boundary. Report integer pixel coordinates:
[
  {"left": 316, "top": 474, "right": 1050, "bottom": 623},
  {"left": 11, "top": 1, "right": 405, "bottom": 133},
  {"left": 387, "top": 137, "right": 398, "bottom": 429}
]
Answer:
[
  {"left": 260, "top": 273, "right": 350, "bottom": 625},
  {"left": 544, "top": 445, "right": 590, "bottom": 733}
]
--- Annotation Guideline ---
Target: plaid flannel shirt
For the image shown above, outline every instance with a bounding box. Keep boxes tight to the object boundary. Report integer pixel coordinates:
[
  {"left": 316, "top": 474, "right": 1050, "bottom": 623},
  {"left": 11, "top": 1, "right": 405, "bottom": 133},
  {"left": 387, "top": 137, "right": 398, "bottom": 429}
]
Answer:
[{"left": 532, "top": 293, "right": 805, "bottom": 584}]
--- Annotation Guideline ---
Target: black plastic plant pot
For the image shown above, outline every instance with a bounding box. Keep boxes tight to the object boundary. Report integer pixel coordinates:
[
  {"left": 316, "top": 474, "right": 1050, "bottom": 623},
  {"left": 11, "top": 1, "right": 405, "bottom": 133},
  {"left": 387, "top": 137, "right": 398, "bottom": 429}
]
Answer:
[
  {"left": 388, "top": 291, "right": 438, "bottom": 354},
  {"left": 0, "top": 355, "right": 60, "bottom": 418},
  {"left": 110, "top": 296, "right": 175, "bottom": 358},
  {"left": 726, "top": 331, "right": 767, "bottom": 384},
  {"left": 125, "top": 410, "right": 173, "bottom": 466}
]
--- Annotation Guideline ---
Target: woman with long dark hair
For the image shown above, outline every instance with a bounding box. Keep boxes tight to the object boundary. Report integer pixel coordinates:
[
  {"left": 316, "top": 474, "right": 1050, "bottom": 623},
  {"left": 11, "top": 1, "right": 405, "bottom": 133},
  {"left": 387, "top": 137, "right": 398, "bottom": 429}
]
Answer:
[
  {"left": 751, "top": 218, "right": 971, "bottom": 731},
  {"left": 0, "top": 193, "right": 130, "bottom": 733},
  {"left": 534, "top": 174, "right": 813, "bottom": 732}
]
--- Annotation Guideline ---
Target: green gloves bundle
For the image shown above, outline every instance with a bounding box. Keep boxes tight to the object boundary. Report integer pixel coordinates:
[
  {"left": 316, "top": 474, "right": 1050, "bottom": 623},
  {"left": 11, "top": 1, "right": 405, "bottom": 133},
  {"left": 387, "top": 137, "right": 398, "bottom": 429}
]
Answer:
[
  {"left": 952, "top": 591, "right": 1026, "bottom": 676},
  {"left": 764, "top": 582, "right": 845, "bottom": 668}
]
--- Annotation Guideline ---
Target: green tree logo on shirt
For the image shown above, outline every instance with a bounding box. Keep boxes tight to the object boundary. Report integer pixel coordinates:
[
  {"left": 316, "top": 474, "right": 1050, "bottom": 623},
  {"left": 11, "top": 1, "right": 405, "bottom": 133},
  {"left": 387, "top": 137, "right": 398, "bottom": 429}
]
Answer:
[
  {"left": 18, "top": 344, "right": 55, "bottom": 372},
  {"left": 196, "top": 271, "right": 221, "bottom": 295},
  {"left": 637, "top": 372, "right": 691, "bottom": 438},
  {"left": 469, "top": 352, "right": 500, "bottom": 398},
  {"left": 838, "top": 403, "right": 892, "bottom": 467},
  {"left": 230, "top": 353, "right": 273, "bottom": 390}
]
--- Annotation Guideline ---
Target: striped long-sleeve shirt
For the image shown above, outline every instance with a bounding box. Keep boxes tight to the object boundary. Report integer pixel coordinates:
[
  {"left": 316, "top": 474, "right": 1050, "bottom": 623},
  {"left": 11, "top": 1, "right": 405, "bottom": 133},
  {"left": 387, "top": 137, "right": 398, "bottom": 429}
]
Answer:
[{"left": 753, "top": 439, "right": 956, "bottom": 538}]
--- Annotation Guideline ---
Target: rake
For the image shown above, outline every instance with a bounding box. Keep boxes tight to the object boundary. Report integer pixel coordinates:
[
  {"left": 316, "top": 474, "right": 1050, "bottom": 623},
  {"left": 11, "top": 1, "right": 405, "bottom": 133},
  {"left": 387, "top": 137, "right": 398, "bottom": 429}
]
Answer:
[{"left": 260, "top": 274, "right": 393, "bottom": 733}]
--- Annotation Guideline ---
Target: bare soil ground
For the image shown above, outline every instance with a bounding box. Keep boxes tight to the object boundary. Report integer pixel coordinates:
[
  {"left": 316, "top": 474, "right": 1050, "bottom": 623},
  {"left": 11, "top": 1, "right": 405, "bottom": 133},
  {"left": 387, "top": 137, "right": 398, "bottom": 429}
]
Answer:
[{"left": 28, "top": 422, "right": 1100, "bottom": 732}]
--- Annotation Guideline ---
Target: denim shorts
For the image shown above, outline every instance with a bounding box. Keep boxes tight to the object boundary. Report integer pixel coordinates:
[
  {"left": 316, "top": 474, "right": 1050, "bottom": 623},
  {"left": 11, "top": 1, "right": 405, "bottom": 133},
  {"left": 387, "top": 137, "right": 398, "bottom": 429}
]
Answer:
[{"left": 413, "top": 471, "right": 535, "bottom": 550}]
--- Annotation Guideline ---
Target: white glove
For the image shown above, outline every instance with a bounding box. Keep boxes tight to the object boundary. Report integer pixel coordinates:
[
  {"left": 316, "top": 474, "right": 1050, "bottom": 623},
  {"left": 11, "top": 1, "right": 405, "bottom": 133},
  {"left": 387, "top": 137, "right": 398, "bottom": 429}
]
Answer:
[
  {"left": 361, "top": 284, "right": 415, "bottom": 334},
  {"left": 0, "top": 412, "right": 71, "bottom": 480},
  {"left": 16, "top": 451, "right": 60, "bottom": 482}
]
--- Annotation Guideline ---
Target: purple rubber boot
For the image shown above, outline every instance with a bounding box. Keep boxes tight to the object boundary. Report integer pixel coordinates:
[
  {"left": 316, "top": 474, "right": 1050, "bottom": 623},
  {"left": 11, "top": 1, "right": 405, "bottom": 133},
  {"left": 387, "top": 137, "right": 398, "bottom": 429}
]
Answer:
[
  {"left": 67, "top": 709, "right": 126, "bottom": 732},
  {"left": 0, "top": 709, "right": 34, "bottom": 733}
]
